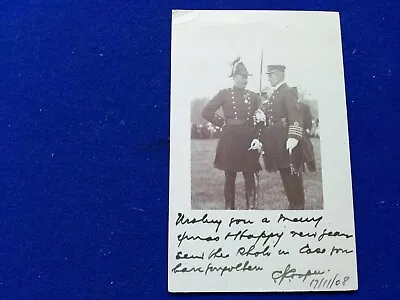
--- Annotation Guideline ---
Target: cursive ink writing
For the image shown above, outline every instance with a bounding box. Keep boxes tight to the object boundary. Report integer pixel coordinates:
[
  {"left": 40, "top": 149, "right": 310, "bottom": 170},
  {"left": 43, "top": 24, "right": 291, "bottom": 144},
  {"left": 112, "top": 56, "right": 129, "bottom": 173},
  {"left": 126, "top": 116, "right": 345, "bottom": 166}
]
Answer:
[
  {"left": 176, "top": 251, "right": 204, "bottom": 260},
  {"left": 204, "top": 260, "right": 263, "bottom": 276},
  {"left": 299, "top": 243, "right": 326, "bottom": 255},
  {"left": 172, "top": 263, "right": 204, "bottom": 274},
  {"left": 176, "top": 213, "right": 222, "bottom": 233},
  {"left": 208, "top": 247, "right": 229, "bottom": 259},
  {"left": 177, "top": 231, "right": 219, "bottom": 247},
  {"left": 272, "top": 264, "right": 325, "bottom": 285},
  {"left": 229, "top": 217, "right": 254, "bottom": 227},
  {"left": 330, "top": 246, "right": 354, "bottom": 256},
  {"left": 277, "top": 214, "right": 323, "bottom": 228},
  {"left": 278, "top": 249, "right": 290, "bottom": 255},
  {"left": 171, "top": 261, "right": 263, "bottom": 276},
  {"left": 262, "top": 217, "right": 271, "bottom": 223},
  {"left": 225, "top": 229, "right": 284, "bottom": 247},
  {"left": 318, "top": 229, "right": 353, "bottom": 242},
  {"left": 290, "top": 230, "right": 317, "bottom": 238},
  {"left": 237, "top": 245, "right": 271, "bottom": 257},
  {"left": 310, "top": 274, "right": 350, "bottom": 289}
]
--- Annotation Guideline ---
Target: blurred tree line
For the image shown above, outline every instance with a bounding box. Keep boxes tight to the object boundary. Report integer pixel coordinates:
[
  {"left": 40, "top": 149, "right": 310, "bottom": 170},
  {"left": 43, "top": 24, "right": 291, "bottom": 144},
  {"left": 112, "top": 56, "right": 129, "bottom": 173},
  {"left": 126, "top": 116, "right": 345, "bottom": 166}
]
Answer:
[{"left": 190, "top": 89, "right": 319, "bottom": 125}]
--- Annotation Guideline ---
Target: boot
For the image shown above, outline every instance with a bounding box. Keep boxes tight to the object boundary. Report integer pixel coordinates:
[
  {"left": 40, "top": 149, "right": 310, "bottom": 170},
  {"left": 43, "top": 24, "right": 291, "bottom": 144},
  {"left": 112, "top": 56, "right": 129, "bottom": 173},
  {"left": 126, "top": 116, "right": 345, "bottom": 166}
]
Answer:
[
  {"left": 245, "top": 188, "right": 256, "bottom": 210},
  {"left": 224, "top": 172, "right": 236, "bottom": 210},
  {"left": 225, "top": 196, "right": 235, "bottom": 210}
]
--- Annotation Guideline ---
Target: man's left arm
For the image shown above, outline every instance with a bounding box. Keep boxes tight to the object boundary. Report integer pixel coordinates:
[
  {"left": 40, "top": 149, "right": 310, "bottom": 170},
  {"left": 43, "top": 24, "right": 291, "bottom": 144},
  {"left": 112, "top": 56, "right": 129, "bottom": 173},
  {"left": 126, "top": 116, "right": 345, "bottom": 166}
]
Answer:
[
  {"left": 254, "top": 94, "right": 265, "bottom": 138},
  {"left": 249, "top": 93, "right": 265, "bottom": 151},
  {"left": 283, "top": 90, "right": 303, "bottom": 152}
]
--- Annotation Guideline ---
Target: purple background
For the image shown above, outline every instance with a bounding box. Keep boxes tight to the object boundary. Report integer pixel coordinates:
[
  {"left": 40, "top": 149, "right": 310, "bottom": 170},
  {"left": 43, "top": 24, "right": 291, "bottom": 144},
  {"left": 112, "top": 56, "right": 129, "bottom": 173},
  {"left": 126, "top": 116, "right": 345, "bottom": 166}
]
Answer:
[{"left": 0, "top": 1, "right": 399, "bottom": 299}]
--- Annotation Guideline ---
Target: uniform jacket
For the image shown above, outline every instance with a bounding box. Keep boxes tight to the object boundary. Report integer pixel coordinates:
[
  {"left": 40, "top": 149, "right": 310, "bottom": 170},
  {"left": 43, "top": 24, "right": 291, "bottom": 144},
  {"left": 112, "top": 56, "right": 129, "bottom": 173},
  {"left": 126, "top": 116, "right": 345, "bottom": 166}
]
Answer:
[
  {"left": 201, "top": 86, "right": 260, "bottom": 128},
  {"left": 260, "top": 83, "right": 304, "bottom": 171},
  {"left": 201, "top": 86, "right": 262, "bottom": 172}
]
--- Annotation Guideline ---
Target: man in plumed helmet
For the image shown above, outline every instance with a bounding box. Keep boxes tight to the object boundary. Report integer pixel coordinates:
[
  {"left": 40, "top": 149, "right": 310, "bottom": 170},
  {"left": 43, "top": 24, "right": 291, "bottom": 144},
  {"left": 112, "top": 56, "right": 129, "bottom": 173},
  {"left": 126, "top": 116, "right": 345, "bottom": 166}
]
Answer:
[
  {"left": 201, "top": 58, "right": 263, "bottom": 210},
  {"left": 260, "top": 65, "right": 306, "bottom": 210}
]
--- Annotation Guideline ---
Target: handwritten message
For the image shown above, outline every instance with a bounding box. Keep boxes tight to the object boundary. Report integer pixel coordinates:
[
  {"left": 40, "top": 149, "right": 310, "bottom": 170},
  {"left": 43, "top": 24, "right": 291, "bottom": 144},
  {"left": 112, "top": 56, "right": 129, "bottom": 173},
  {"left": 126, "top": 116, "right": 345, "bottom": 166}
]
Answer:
[{"left": 171, "top": 212, "right": 355, "bottom": 290}]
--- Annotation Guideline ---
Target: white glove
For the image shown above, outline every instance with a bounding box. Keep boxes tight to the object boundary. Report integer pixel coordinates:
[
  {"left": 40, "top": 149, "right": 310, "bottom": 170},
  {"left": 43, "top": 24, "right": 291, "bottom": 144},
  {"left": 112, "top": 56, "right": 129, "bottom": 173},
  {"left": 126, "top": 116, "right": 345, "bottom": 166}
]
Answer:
[
  {"left": 249, "top": 138, "right": 263, "bottom": 151},
  {"left": 253, "top": 109, "right": 266, "bottom": 123},
  {"left": 286, "top": 138, "right": 298, "bottom": 154}
]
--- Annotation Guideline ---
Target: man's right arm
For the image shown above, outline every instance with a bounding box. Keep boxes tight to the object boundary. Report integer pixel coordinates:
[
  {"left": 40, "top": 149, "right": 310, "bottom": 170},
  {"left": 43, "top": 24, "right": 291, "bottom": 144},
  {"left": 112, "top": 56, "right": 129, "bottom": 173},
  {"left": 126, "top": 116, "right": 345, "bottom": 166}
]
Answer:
[{"left": 201, "top": 90, "right": 226, "bottom": 128}]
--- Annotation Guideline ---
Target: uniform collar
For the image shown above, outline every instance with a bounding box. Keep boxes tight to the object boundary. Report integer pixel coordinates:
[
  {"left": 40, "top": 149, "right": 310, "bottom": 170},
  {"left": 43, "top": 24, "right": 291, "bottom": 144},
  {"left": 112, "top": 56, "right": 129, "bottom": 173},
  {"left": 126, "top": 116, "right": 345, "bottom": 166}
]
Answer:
[
  {"left": 232, "top": 86, "right": 246, "bottom": 92},
  {"left": 272, "top": 81, "right": 286, "bottom": 91},
  {"left": 262, "top": 82, "right": 286, "bottom": 104}
]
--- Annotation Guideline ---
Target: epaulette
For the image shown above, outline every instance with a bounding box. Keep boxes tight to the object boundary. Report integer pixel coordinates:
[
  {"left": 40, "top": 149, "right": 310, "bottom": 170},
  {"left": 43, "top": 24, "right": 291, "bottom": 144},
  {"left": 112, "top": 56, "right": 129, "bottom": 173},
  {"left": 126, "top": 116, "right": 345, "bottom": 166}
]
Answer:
[
  {"left": 245, "top": 89, "right": 258, "bottom": 96},
  {"left": 221, "top": 88, "right": 231, "bottom": 94}
]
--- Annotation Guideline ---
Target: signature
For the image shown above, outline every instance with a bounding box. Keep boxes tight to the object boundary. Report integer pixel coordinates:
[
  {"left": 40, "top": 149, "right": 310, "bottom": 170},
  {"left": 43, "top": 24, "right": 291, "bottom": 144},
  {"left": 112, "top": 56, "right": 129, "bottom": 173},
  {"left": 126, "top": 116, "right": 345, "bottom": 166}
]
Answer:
[{"left": 271, "top": 264, "right": 325, "bottom": 285}]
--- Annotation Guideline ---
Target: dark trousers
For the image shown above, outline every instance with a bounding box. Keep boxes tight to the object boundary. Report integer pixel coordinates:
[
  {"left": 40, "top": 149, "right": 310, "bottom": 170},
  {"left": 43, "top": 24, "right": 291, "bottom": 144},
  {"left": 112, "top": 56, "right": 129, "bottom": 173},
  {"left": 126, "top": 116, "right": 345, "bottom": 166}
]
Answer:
[
  {"left": 224, "top": 171, "right": 255, "bottom": 210},
  {"left": 279, "top": 168, "right": 305, "bottom": 210}
]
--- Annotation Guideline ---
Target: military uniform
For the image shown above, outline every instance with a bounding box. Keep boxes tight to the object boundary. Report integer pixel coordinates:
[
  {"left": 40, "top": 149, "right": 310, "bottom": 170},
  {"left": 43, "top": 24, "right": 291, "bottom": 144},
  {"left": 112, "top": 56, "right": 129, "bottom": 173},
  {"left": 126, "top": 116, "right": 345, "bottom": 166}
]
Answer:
[
  {"left": 299, "top": 100, "right": 316, "bottom": 172},
  {"left": 260, "top": 65, "right": 305, "bottom": 209},
  {"left": 201, "top": 60, "right": 262, "bottom": 210}
]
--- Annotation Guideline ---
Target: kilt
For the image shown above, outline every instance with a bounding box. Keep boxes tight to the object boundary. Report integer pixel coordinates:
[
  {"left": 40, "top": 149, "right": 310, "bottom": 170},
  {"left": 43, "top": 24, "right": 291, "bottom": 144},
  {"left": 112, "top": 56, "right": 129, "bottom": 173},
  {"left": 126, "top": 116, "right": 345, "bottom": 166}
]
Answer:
[
  {"left": 261, "top": 122, "right": 304, "bottom": 172},
  {"left": 214, "top": 124, "right": 262, "bottom": 172}
]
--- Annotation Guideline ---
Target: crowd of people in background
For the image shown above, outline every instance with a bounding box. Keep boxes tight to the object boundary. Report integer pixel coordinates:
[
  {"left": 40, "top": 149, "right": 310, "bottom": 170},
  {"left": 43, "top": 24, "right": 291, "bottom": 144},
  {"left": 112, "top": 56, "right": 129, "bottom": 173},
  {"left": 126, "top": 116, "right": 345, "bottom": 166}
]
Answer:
[
  {"left": 191, "top": 122, "right": 222, "bottom": 139},
  {"left": 191, "top": 117, "right": 320, "bottom": 140}
]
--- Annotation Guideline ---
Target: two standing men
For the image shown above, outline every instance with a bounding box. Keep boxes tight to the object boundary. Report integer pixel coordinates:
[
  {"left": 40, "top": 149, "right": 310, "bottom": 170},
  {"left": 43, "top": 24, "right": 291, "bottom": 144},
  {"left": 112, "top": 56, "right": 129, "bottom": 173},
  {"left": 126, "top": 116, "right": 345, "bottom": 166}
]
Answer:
[{"left": 201, "top": 59, "right": 306, "bottom": 210}]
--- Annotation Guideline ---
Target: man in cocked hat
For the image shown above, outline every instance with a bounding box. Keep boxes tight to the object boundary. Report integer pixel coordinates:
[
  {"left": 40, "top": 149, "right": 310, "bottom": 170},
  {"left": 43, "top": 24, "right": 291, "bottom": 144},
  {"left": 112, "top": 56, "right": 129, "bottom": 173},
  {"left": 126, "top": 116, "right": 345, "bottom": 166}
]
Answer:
[
  {"left": 260, "top": 64, "right": 306, "bottom": 210},
  {"left": 201, "top": 58, "right": 264, "bottom": 210}
]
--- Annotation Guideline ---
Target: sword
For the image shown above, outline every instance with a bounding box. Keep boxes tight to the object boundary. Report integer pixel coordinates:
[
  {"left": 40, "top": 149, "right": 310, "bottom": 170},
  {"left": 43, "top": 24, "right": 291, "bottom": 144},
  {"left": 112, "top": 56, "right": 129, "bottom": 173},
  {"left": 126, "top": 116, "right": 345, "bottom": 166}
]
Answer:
[
  {"left": 247, "top": 49, "right": 264, "bottom": 210},
  {"left": 253, "top": 171, "right": 260, "bottom": 209},
  {"left": 254, "top": 49, "right": 263, "bottom": 209}
]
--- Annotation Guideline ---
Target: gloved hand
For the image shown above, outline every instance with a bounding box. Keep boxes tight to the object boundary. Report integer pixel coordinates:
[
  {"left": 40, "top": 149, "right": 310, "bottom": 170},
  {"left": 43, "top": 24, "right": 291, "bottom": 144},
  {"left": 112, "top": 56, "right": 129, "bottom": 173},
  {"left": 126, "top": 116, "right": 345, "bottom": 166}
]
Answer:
[
  {"left": 249, "top": 138, "right": 263, "bottom": 151},
  {"left": 253, "top": 109, "right": 266, "bottom": 123},
  {"left": 286, "top": 138, "right": 298, "bottom": 154}
]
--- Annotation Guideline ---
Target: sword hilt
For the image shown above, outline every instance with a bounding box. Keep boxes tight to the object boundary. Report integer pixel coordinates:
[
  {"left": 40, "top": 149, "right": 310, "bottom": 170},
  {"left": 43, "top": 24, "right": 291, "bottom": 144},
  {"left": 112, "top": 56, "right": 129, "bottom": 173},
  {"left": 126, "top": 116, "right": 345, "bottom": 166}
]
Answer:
[{"left": 289, "top": 151, "right": 300, "bottom": 176}]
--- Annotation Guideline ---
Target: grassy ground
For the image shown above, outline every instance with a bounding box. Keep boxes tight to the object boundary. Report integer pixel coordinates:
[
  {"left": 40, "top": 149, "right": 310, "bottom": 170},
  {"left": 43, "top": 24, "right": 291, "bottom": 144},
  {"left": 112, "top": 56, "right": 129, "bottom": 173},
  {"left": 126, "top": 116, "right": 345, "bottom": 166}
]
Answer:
[{"left": 191, "top": 138, "right": 323, "bottom": 210}]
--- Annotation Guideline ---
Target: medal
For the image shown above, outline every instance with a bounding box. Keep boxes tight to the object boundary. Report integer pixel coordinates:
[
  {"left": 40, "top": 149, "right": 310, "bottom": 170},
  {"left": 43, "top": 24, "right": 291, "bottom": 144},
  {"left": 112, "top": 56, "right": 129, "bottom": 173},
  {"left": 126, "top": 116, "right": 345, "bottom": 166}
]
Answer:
[{"left": 244, "top": 92, "right": 250, "bottom": 104}]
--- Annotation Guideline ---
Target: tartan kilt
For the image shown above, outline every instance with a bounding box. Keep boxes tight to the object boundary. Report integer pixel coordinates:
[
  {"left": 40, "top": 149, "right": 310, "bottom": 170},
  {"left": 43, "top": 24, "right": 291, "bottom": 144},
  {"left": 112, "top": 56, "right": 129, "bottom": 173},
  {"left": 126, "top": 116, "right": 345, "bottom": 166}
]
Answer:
[
  {"left": 261, "top": 123, "right": 304, "bottom": 172},
  {"left": 214, "top": 124, "right": 262, "bottom": 172}
]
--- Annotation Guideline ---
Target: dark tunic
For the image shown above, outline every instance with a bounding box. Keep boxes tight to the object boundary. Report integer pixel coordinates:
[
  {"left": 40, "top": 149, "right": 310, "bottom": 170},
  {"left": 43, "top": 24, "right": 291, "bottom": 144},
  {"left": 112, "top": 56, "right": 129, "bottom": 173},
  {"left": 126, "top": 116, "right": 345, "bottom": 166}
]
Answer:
[
  {"left": 299, "top": 102, "right": 316, "bottom": 167},
  {"left": 201, "top": 86, "right": 262, "bottom": 172},
  {"left": 260, "top": 83, "right": 304, "bottom": 171}
]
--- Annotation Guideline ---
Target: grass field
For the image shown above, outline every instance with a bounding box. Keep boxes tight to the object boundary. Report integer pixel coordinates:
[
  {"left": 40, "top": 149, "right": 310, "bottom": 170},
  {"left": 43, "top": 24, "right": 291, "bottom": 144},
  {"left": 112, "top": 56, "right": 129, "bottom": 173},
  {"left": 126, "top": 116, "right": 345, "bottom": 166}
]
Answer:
[{"left": 191, "top": 138, "right": 323, "bottom": 210}]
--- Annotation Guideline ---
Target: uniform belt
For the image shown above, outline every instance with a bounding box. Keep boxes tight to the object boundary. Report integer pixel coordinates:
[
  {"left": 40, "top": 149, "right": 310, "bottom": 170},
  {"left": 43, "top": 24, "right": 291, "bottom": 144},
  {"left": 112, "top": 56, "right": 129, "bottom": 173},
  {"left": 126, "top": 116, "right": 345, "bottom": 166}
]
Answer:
[
  {"left": 268, "top": 117, "right": 286, "bottom": 125},
  {"left": 226, "top": 118, "right": 248, "bottom": 125}
]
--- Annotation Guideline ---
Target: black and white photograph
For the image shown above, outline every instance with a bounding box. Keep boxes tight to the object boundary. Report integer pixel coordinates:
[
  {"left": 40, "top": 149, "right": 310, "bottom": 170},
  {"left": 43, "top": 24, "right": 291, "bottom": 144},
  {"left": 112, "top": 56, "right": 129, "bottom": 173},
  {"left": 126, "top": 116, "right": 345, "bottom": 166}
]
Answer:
[
  {"left": 169, "top": 10, "right": 357, "bottom": 293},
  {"left": 179, "top": 11, "right": 324, "bottom": 210}
]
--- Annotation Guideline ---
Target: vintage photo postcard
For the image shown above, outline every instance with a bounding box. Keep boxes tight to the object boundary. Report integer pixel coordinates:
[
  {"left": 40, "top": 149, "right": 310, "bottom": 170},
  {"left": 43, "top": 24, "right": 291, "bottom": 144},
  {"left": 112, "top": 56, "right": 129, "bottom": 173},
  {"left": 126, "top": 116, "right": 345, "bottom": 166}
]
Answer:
[{"left": 169, "top": 10, "right": 357, "bottom": 292}]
